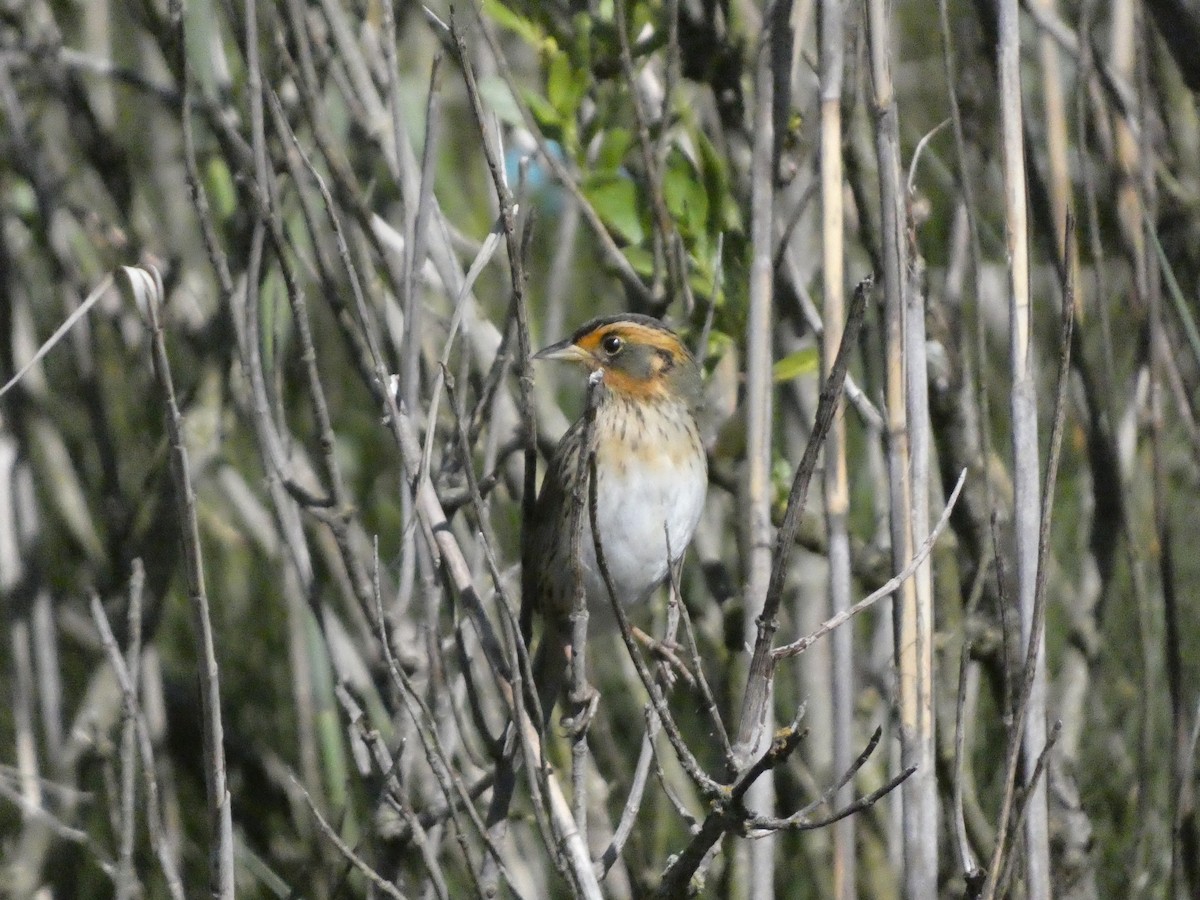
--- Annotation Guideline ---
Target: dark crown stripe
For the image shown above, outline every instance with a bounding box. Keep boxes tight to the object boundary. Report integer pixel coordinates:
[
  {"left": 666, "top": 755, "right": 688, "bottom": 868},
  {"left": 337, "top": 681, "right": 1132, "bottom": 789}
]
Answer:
[{"left": 568, "top": 313, "right": 674, "bottom": 343}]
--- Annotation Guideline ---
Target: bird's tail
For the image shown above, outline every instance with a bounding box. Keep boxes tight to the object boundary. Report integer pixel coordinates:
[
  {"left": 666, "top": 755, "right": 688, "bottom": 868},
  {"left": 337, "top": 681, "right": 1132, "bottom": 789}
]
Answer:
[{"left": 530, "top": 616, "right": 571, "bottom": 730}]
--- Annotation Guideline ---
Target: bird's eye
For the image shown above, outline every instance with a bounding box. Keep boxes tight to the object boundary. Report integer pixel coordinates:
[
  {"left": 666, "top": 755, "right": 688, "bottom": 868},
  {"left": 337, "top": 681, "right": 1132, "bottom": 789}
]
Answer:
[{"left": 601, "top": 334, "right": 624, "bottom": 355}]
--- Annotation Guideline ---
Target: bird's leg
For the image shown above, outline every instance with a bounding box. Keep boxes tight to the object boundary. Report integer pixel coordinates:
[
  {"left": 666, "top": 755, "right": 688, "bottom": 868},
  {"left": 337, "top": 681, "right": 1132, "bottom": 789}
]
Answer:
[
  {"left": 632, "top": 626, "right": 697, "bottom": 689},
  {"left": 562, "top": 646, "right": 600, "bottom": 737},
  {"left": 562, "top": 690, "right": 599, "bottom": 737}
]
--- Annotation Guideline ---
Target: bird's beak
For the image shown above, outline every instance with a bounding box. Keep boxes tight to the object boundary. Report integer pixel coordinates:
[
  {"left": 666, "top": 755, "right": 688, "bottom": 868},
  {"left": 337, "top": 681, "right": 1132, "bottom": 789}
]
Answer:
[{"left": 533, "top": 339, "right": 590, "bottom": 363}]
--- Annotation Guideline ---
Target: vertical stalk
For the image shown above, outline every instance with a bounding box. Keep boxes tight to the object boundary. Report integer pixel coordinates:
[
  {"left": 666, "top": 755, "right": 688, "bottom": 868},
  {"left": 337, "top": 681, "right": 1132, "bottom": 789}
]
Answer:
[
  {"left": 1151, "top": 228, "right": 1184, "bottom": 900},
  {"left": 1110, "top": 0, "right": 1145, "bottom": 280},
  {"left": 863, "top": 0, "right": 933, "bottom": 893},
  {"left": 1034, "top": 0, "right": 1080, "bottom": 316},
  {"left": 819, "top": 0, "right": 855, "bottom": 896},
  {"left": 904, "top": 191, "right": 936, "bottom": 900},
  {"left": 1136, "top": 9, "right": 1180, "bottom": 892},
  {"left": 741, "top": 27, "right": 777, "bottom": 683},
  {"left": 737, "top": 17, "right": 779, "bottom": 897},
  {"left": 997, "top": 0, "right": 1051, "bottom": 895}
]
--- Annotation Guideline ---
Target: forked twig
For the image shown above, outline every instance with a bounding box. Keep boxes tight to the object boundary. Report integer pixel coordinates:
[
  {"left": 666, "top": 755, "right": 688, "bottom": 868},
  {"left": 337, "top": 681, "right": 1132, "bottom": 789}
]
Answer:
[
  {"left": 734, "top": 276, "right": 870, "bottom": 757},
  {"left": 773, "top": 468, "right": 967, "bottom": 661}
]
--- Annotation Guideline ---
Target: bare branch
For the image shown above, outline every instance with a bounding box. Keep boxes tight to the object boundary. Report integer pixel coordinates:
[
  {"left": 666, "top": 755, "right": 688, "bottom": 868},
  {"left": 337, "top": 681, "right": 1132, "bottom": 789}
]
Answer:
[{"left": 123, "top": 266, "right": 234, "bottom": 899}]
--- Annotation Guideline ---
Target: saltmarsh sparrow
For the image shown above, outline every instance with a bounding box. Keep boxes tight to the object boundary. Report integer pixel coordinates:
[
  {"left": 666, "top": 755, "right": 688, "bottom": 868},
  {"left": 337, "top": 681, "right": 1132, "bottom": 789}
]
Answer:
[{"left": 523, "top": 314, "right": 708, "bottom": 725}]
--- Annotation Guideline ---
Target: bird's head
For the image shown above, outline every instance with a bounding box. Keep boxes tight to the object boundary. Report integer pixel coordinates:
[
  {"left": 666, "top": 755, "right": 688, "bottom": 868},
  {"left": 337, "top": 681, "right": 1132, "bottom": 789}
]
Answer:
[{"left": 534, "top": 314, "right": 703, "bottom": 409}]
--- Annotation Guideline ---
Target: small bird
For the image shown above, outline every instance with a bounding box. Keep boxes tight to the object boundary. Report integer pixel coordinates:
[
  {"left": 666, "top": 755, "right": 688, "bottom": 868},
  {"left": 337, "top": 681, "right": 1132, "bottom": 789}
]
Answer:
[{"left": 523, "top": 314, "right": 708, "bottom": 727}]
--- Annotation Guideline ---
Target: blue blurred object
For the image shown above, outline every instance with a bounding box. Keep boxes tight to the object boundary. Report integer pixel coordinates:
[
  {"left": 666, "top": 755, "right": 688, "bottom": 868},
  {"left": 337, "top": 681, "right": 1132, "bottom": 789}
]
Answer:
[{"left": 505, "top": 135, "right": 566, "bottom": 214}]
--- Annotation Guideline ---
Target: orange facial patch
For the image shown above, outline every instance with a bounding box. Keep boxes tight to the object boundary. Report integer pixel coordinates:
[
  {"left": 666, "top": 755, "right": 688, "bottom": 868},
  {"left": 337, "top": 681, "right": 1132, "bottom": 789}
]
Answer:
[
  {"left": 599, "top": 366, "right": 669, "bottom": 401},
  {"left": 570, "top": 320, "right": 692, "bottom": 401}
]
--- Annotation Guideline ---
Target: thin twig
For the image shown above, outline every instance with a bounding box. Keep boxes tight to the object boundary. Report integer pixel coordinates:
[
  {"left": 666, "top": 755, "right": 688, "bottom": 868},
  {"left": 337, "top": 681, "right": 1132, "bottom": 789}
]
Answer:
[
  {"left": 614, "top": 0, "right": 680, "bottom": 305},
  {"left": 448, "top": 8, "right": 540, "bottom": 690},
  {"left": 116, "top": 563, "right": 145, "bottom": 900},
  {"left": 374, "top": 577, "right": 507, "bottom": 900},
  {"left": 735, "top": 277, "right": 870, "bottom": 751},
  {"left": 0, "top": 274, "right": 113, "bottom": 400},
  {"left": 774, "top": 469, "right": 967, "bottom": 660},
  {"left": 755, "top": 765, "right": 917, "bottom": 832},
  {"left": 597, "top": 720, "right": 658, "bottom": 879},
  {"left": 127, "top": 265, "right": 234, "bottom": 899},
  {"left": 464, "top": 8, "right": 653, "bottom": 306},
  {"left": 981, "top": 212, "right": 1075, "bottom": 900},
  {"left": 996, "top": 721, "right": 1064, "bottom": 898},
  {"left": 652, "top": 717, "right": 822, "bottom": 898},
  {"left": 256, "top": 87, "right": 380, "bottom": 629},
  {"left": 676, "top": 588, "right": 735, "bottom": 773},
  {"left": 89, "top": 574, "right": 186, "bottom": 900},
  {"left": 567, "top": 373, "right": 604, "bottom": 836},
  {"left": 295, "top": 778, "right": 408, "bottom": 900}
]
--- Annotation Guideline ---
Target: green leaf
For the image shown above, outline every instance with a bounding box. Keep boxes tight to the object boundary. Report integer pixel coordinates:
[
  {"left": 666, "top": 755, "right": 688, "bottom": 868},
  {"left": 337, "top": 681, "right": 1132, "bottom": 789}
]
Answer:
[
  {"left": 547, "top": 51, "right": 571, "bottom": 111},
  {"left": 704, "top": 328, "right": 734, "bottom": 361},
  {"left": 595, "top": 128, "right": 634, "bottom": 171},
  {"left": 772, "top": 456, "right": 797, "bottom": 509},
  {"left": 696, "top": 129, "right": 741, "bottom": 234},
  {"left": 482, "top": 0, "right": 547, "bottom": 48},
  {"left": 547, "top": 50, "right": 588, "bottom": 116},
  {"left": 8, "top": 181, "right": 36, "bottom": 218},
  {"left": 623, "top": 245, "right": 655, "bottom": 276},
  {"left": 204, "top": 157, "right": 236, "bottom": 221},
  {"left": 582, "top": 171, "right": 644, "bottom": 244},
  {"left": 570, "top": 13, "right": 594, "bottom": 70},
  {"left": 523, "top": 89, "right": 561, "bottom": 134},
  {"left": 479, "top": 76, "right": 523, "bottom": 127},
  {"left": 689, "top": 264, "right": 718, "bottom": 301},
  {"left": 664, "top": 150, "right": 709, "bottom": 241},
  {"left": 772, "top": 347, "right": 819, "bottom": 382}
]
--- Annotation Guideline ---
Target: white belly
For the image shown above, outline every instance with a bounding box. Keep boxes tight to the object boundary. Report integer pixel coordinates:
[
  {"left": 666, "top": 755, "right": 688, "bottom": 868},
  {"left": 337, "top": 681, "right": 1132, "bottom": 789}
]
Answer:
[{"left": 578, "top": 423, "right": 707, "bottom": 615}]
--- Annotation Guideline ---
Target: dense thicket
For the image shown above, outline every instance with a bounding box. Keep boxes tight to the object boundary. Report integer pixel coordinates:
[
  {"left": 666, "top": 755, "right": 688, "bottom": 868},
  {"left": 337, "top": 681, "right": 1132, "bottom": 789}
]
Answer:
[{"left": 2, "top": 0, "right": 1199, "bottom": 897}]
